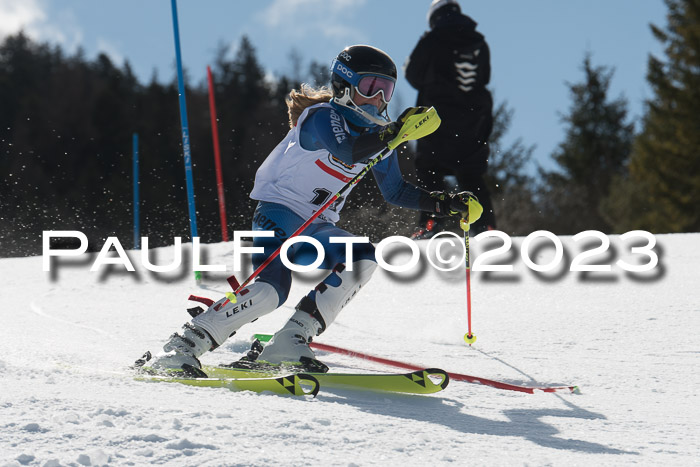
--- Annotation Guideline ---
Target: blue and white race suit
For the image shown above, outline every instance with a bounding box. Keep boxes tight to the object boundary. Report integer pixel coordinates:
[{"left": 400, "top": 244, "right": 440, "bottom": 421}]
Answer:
[{"left": 249, "top": 102, "right": 427, "bottom": 304}]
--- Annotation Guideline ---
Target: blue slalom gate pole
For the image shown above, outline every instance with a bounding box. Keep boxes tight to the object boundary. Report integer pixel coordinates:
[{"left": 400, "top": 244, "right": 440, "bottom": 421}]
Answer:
[
  {"left": 133, "top": 133, "right": 140, "bottom": 250},
  {"left": 170, "top": 0, "right": 201, "bottom": 280}
]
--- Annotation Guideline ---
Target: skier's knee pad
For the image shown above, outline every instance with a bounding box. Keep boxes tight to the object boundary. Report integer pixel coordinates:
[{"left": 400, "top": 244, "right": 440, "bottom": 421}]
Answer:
[
  {"left": 192, "top": 281, "right": 278, "bottom": 346},
  {"left": 313, "top": 259, "right": 377, "bottom": 330}
]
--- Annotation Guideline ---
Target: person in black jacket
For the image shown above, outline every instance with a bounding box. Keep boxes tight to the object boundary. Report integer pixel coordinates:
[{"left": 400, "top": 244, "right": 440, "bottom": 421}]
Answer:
[{"left": 405, "top": 0, "right": 496, "bottom": 237}]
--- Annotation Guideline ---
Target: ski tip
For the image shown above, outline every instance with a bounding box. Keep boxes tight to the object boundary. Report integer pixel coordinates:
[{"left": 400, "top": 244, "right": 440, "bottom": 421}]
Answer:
[
  {"left": 423, "top": 368, "right": 450, "bottom": 390},
  {"left": 571, "top": 385, "right": 581, "bottom": 394},
  {"left": 297, "top": 374, "right": 321, "bottom": 397}
]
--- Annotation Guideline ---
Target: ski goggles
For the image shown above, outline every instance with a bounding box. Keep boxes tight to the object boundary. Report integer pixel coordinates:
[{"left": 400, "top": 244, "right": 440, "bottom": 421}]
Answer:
[
  {"left": 355, "top": 75, "right": 395, "bottom": 103},
  {"left": 331, "top": 60, "right": 396, "bottom": 103}
]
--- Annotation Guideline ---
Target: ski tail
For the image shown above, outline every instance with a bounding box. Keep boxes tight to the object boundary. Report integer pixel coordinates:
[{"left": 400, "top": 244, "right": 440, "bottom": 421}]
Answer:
[{"left": 137, "top": 373, "right": 320, "bottom": 397}]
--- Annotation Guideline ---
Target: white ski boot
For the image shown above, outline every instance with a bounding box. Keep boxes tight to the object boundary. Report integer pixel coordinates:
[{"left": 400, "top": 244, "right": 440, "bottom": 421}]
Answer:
[
  {"left": 143, "top": 281, "right": 279, "bottom": 373},
  {"left": 144, "top": 322, "right": 214, "bottom": 374},
  {"left": 258, "top": 260, "right": 376, "bottom": 367},
  {"left": 256, "top": 297, "right": 324, "bottom": 365}
]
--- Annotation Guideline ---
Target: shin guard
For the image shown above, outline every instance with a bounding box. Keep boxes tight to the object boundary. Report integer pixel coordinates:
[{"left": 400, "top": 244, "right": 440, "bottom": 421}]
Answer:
[{"left": 312, "top": 259, "right": 377, "bottom": 332}]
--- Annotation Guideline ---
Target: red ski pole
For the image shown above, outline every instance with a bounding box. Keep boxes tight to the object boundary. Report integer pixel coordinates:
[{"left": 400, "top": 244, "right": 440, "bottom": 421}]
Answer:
[
  {"left": 220, "top": 107, "right": 442, "bottom": 306},
  {"left": 461, "top": 217, "right": 476, "bottom": 345},
  {"left": 308, "top": 341, "right": 578, "bottom": 394},
  {"left": 228, "top": 147, "right": 391, "bottom": 299}
]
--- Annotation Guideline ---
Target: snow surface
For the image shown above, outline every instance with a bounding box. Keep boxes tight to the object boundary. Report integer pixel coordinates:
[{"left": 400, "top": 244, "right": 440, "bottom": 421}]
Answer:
[{"left": 1, "top": 233, "right": 699, "bottom": 466}]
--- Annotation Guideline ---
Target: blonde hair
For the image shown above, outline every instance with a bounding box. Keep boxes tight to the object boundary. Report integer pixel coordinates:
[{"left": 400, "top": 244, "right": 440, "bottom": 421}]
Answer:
[{"left": 286, "top": 83, "right": 334, "bottom": 128}]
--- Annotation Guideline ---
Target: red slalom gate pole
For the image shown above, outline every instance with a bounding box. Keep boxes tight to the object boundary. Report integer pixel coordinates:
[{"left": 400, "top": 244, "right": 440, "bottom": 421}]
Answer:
[
  {"left": 309, "top": 342, "right": 578, "bottom": 394},
  {"left": 207, "top": 65, "right": 228, "bottom": 242}
]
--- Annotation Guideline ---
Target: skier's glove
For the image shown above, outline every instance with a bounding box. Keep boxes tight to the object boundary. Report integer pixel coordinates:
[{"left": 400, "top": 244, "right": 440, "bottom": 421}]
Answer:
[
  {"left": 421, "top": 191, "right": 483, "bottom": 222},
  {"left": 380, "top": 106, "right": 432, "bottom": 149},
  {"left": 396, "top": 106, "right": 431, "bottom": 124},
  {"left": 378, "top": 121, "right": 401, "bottom": 142}
]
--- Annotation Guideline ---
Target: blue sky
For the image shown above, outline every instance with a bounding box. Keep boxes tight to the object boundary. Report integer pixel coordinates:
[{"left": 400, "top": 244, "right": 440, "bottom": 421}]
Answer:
[{"left": 0, "top": 0, "right": 667, "bottom": 175}]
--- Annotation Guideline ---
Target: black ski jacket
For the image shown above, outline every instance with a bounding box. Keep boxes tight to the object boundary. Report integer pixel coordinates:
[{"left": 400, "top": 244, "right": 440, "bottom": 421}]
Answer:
[{"left": 405, "top": 13, "right": 493, "bottom": 127}]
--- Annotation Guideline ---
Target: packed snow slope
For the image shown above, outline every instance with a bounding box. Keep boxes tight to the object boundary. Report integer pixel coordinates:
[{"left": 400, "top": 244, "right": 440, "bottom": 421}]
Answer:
[{"left": 1, "top": 232, "right": 698, "bottom": 466}]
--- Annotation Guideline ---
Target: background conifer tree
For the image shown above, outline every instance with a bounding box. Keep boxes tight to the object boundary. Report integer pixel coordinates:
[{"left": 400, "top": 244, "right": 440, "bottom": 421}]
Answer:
[
  {"left": 538, "top": 55, "right": 634, "bottom": 234},
  {"left": 605, "top": 0, "right": 700, "bottom": 233}
]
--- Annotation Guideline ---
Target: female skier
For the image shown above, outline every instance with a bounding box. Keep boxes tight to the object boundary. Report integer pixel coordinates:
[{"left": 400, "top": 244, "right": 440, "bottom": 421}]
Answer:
[{"left": 144, "top": 45, "right": 481, "bottom": 374}]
